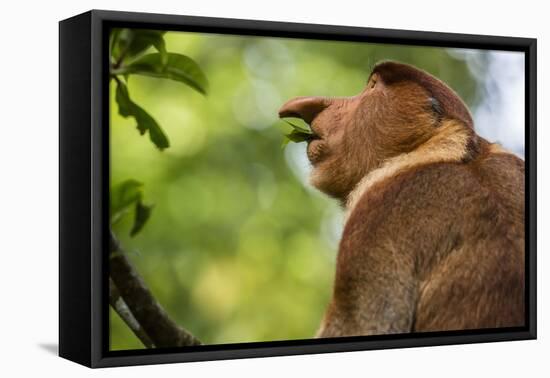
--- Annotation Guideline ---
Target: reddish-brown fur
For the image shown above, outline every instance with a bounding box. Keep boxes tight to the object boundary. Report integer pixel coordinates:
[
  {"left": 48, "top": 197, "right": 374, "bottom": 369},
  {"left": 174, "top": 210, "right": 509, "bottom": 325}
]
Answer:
[{"left": 278, "top": 61, "right": 525, "bottom": 336}]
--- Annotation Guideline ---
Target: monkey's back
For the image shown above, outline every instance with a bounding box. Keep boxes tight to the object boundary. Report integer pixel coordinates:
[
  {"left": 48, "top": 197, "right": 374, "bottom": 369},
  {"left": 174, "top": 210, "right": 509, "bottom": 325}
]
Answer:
[
  {"left": 412, "top": 151, "right": 525, "bottom": 331},
  {"left": 341, "top": 149, "right": 525, "bottom": 333}
]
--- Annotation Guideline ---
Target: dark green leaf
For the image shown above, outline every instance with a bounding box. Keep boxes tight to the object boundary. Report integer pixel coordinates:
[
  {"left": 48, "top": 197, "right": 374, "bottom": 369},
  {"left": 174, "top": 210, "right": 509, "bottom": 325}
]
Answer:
[
  {"left": 115, "top": 80, "right": 170, "bottom": 150},
  {"left": 110, "top": 179, "right": 143, "bottom": 223},
  {"left": 110, "top": 28, "right": 122, "bottom": 58},
  {"left": 111, "top": 29, "right": 166, "bottom": 63},
  {"left": 126, "top": 30, "right": 166, "bottom": 59},
  {"left": 130, "top": 201, "right": 153, "bottom": 237},
  {"left": 152, "top": 38, "right": 168, "bottom": 66},
  {"left": 110, "top": 28, "right": 126, "bottom": 60},
  {"left": 122, "top": 53, "right": 209, "bottom": 95}
]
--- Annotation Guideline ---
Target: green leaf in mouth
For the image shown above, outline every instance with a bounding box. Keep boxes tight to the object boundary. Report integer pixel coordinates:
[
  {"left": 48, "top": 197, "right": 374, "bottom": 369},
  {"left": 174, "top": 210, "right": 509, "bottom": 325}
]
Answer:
[{"left": 281, "top": 119, "right": 315, "bottom": 147}]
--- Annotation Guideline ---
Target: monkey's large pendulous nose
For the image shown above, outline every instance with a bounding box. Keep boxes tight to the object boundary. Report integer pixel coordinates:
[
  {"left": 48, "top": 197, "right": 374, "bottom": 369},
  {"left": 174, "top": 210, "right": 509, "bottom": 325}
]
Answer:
[{"left": 278, "top": 96, "right": 330, "bottom": 124}]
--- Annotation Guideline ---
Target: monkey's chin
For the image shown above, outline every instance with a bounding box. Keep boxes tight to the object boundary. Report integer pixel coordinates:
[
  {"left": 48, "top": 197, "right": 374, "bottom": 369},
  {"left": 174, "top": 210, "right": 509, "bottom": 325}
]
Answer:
[{"left": 309, "top": 166, "right": 347, "bottom": 201}]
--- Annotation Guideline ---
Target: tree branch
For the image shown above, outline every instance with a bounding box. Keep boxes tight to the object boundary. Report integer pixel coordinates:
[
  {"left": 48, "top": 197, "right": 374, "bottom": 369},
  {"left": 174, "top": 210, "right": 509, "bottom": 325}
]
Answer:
[
  {"left": 109, "top": 278, "right": 155, "bottom": 348},
  {"left": 109, "top": 231, "right": 202, "bottom": 347}
]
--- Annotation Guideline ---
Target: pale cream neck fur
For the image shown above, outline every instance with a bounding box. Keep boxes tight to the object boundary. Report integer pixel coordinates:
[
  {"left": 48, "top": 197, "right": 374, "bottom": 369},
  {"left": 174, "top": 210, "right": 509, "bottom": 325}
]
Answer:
[{"left": 345, "top": 120, "right": 473, "bottom": 221}]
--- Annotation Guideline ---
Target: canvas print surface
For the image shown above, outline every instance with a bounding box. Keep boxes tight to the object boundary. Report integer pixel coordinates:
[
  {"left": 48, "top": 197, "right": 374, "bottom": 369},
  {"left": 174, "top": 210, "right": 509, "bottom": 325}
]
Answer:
[{"left": 108, "top": 28, "right": 525, "bottom": 351}]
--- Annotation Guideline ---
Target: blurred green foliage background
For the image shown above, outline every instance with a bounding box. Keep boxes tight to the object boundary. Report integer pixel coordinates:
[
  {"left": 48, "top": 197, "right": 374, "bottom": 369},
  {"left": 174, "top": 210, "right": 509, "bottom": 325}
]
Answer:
[{"left": 109, "top": 30, "right": 491, "bottom": 350}]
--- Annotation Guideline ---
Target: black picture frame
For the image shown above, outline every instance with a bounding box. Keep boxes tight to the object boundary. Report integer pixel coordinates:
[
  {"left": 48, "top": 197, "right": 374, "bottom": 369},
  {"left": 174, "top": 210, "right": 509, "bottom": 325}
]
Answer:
[{"left": 59, "top": 9, "right": 537, "bottom": 368}]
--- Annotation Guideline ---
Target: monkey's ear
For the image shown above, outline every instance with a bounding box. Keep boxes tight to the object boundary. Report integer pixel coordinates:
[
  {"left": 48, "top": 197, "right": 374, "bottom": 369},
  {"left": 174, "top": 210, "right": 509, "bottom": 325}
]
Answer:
[
  {"left": 366, "top": 72, "right": 381, "bottom": 88},
  {"left": 429, "top": 96, "right": 443, "bottom": 124}
]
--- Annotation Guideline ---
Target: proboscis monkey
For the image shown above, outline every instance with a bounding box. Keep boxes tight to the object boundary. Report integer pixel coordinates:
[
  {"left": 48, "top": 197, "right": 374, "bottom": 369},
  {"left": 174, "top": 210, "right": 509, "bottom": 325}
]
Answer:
[{"left": 278, "top": 61, "right": 525, "bottom": 336}]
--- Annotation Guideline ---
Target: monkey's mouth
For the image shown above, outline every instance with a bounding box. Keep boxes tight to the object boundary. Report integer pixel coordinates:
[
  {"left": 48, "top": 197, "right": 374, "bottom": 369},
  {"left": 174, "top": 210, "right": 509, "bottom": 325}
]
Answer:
[
  {"left": 306, "top": 131, "right": 322, "bottom": 142},
  {"left": 278, "top": 113, "right": 324, "bottom": 164}
]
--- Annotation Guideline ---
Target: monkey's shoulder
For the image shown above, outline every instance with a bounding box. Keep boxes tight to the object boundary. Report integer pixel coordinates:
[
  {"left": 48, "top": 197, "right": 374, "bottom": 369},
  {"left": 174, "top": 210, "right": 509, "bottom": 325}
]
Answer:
[{"left": 344, "top": 152, "right": 524, "bottom": 243}]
